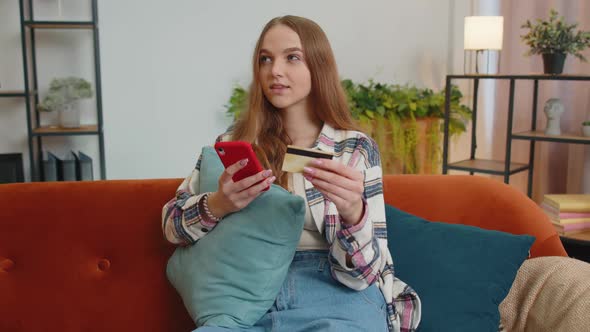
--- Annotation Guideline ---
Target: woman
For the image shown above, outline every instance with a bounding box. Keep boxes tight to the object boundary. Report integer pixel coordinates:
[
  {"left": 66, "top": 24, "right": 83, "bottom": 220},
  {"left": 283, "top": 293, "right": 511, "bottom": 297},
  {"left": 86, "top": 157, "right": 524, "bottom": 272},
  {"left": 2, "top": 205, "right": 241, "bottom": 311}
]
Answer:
[{"left": 162, "top": 15, "right": 420, "bottom": 332}]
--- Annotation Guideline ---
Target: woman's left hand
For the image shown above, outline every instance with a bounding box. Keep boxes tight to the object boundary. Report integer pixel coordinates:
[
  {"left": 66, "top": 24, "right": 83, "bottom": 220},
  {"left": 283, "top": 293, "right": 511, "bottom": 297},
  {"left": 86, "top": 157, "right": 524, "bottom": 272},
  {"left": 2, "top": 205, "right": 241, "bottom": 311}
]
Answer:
[{"left": 303, "top": 159, "right": 365, "bottom": 225}]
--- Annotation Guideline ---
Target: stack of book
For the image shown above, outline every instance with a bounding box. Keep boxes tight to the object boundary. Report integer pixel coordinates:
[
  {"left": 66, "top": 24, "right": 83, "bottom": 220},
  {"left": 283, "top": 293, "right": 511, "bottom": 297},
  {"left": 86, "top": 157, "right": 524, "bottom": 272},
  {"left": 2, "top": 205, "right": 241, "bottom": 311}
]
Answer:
[
  {"left": 42, "top": 151, "right": 93, "bottom": 182},
  {"left": 541, "top": 194, "right": 590, "bottom": 236}
]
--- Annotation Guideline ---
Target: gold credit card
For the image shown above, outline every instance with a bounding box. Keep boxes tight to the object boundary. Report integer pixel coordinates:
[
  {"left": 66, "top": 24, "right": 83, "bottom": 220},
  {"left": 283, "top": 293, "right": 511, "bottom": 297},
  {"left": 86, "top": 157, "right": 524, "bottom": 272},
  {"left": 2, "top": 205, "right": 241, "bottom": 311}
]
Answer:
[{"left": 281, "top": 145, "right": 334, "bottom": 173}]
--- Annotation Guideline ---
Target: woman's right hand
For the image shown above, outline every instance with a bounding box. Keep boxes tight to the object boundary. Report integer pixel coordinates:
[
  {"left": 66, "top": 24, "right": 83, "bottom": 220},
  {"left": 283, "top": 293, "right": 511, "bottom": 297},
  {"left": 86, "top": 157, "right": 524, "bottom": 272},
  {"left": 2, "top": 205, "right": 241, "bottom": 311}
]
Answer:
[{"left": 207, "top": 159, "right": 276, "bottom": 219}]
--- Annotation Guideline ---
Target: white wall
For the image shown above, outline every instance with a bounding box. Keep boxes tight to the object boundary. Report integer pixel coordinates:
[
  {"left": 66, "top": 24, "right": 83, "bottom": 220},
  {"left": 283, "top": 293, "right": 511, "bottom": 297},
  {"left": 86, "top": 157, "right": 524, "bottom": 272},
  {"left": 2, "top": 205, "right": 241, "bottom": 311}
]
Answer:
[
  {"left": 1, "top": 0, "right": 31, "bottom": 180},
  {"left": 1, "top": 0, "right": 471, "bottom": 181}
]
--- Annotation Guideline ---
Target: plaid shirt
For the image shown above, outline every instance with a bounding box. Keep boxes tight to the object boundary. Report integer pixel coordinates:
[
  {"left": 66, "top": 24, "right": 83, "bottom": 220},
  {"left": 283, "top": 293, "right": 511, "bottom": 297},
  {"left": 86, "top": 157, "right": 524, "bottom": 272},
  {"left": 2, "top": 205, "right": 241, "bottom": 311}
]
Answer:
[{"left": 162, "top": 123, "right": 421, "bottom": 332}]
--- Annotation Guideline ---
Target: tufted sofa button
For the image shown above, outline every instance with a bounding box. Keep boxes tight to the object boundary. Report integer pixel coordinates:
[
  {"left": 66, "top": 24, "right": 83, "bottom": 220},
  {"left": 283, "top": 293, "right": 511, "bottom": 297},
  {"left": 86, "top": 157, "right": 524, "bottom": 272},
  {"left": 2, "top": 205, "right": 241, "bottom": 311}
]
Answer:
[
  {"left": 0, "top": 258, "right": 15, "bottom": 272},
  {"left": 97, "top": 258, "right": 111, "bottom": 271}
]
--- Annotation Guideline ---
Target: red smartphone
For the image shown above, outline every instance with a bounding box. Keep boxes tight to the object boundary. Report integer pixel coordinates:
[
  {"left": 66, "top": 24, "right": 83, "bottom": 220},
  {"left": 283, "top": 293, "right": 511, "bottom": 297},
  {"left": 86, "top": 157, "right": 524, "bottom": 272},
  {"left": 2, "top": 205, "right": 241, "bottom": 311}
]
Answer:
[{"left": 214, "top": 141, "right": 269, "bottom": 191}]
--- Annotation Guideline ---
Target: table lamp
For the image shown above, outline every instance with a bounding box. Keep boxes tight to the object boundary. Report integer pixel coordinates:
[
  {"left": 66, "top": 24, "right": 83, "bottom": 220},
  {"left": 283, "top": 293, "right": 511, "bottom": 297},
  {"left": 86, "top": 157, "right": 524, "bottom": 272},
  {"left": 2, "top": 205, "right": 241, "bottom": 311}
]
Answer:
[{"left": 464, "top": 16, "right": 504, "bottom": 74}]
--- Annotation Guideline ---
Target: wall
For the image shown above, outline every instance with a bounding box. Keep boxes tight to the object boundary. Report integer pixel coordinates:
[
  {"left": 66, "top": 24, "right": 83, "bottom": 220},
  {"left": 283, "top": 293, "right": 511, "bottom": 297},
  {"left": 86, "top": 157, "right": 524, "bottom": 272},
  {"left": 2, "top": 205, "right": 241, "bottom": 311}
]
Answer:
[{"left": 1, "top": 0, "right": 470, "bottom": 180}]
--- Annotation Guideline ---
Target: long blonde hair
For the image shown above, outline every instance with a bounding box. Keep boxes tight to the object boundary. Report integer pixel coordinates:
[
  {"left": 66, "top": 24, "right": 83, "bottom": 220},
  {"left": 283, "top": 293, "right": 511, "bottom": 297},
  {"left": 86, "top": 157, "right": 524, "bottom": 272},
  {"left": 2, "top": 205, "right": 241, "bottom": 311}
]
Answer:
[{"left": 231, "top": 15, "right": 357, "bottom": 188}]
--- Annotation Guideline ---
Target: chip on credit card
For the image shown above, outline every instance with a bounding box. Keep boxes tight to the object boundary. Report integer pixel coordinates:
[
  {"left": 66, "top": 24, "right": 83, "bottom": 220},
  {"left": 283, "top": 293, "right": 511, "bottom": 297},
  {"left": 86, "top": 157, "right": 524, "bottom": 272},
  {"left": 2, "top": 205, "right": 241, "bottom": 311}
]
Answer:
[{"left": 281, "top": 145, "right": 334, "bottom": 173}]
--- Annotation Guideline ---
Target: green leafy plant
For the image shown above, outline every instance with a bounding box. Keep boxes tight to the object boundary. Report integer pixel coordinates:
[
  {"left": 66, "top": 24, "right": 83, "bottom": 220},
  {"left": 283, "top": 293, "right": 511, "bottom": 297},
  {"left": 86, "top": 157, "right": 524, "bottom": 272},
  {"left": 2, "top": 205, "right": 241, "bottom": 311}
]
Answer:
[
  {"left": 225, "top": 85, "right": 247, "bottom": 118},
  {"left": 342, "top": 80, "right": 471, "bottom": 174},
  {"left": 340, "top": 79, "right": 471, "bottom": 137},
  {"left": 225, "top": 80, "right": 471, "bottom": 134},
  {"left": 583, "top": 121, "right": 590, "bottom": 126},
  {"left": 225, "top": 79, "right": 472, "bottom": 174},
  {"left": 38, "top": 77, "right": 93, "bottom": 112},
  {"left": 521, "top": 9, "right": 590, "bottom": 61}
]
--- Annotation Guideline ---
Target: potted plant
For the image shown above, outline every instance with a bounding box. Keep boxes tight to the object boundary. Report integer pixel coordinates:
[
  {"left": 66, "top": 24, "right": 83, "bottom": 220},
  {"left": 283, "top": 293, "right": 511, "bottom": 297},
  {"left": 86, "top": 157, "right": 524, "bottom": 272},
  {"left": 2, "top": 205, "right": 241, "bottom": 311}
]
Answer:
[
  {"left": 225, "top": 80, "right": 472, "bottom": 174},
  {"left": 341, "top": 80, "right": 471, "bottom": 174},
  {"left": 38, "top": 77, "right": 93, "bottom": 128},
  {"left": 521, "top": 9, "right": 590, "bottom": 74},
  {"left": 583, "top": 121, "right": 590, "bottom": 137}
]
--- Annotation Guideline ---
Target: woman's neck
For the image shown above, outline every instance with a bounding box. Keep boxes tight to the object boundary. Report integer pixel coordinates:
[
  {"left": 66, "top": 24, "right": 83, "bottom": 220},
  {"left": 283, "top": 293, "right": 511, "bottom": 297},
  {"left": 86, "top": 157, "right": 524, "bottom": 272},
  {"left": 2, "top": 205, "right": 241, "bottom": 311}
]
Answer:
[{"left": 281, "top": 103, "right": 322, "bottom": 148}]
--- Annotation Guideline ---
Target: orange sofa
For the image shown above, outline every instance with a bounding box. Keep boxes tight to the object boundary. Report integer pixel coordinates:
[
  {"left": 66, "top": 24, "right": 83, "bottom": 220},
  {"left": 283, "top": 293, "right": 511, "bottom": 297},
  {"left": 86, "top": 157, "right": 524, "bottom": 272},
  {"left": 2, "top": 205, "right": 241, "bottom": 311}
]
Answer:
[{"left": 0, "top": 175, "right": 567, "bottom": 331}]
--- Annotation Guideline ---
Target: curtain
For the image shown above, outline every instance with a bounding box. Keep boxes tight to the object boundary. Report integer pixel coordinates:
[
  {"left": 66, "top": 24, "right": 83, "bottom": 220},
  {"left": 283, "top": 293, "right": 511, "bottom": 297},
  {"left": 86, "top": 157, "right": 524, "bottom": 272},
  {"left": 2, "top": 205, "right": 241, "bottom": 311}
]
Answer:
[{"left": 492, "top": 0, "right": 590, "bottom": 200}]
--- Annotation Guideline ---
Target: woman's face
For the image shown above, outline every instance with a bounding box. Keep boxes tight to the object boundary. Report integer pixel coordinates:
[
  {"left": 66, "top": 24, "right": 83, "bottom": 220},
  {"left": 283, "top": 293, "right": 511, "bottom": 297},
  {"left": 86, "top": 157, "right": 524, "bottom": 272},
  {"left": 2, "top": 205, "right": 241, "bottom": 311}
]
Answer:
[{"left": 258, "top": 25, "right": 312, "bottom": 112}]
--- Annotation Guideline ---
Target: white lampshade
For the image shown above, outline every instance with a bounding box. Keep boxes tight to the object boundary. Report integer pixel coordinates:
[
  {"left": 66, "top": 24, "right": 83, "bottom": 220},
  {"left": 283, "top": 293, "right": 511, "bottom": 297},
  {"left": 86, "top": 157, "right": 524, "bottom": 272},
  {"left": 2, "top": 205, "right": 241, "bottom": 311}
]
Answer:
[{"left": 464, "top": 16, "right": 504, "bottom": 50}]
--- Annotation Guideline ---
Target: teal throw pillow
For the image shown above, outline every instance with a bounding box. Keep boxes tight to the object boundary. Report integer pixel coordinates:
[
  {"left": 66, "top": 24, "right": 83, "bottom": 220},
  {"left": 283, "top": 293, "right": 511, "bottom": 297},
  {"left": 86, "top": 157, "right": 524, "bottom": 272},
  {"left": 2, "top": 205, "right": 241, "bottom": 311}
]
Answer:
[
  {"left": 167, "top": 146, "right": 306, "bottom": 328},
  {"left": 385, "top": 204, "right": 534, "bottom": 332}
]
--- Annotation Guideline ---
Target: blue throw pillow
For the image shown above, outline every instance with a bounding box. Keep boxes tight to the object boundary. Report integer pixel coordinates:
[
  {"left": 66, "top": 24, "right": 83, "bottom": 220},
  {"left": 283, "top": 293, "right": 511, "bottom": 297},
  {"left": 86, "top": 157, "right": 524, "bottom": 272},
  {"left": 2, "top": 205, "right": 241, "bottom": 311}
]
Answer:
[
  {"left": 166, "top": 146, "right": 305, "bottom": 328},
  {"left": 385, "top": 204, "right": 534, "bottom": 332}
]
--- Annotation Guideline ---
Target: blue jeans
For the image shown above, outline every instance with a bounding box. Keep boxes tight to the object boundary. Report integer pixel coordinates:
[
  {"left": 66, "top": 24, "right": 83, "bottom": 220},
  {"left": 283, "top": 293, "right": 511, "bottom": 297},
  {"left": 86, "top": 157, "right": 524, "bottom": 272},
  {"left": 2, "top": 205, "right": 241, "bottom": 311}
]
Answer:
[{"left": 195, "top": 250, "right": 388, "bottom": 332}]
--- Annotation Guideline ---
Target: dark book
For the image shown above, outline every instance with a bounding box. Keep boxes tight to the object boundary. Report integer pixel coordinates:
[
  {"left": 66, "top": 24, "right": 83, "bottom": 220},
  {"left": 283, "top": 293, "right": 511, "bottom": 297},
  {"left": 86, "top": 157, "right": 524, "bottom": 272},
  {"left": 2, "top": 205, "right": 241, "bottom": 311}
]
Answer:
[
  {"left": 75, "top": 151, "right": 93, "bottom": 181},
  {"left": 42, "top": 151, "right": 59, "bottom": 182},
  {"left": 57, "top": 151, "right": 77, "bottom": 181}
]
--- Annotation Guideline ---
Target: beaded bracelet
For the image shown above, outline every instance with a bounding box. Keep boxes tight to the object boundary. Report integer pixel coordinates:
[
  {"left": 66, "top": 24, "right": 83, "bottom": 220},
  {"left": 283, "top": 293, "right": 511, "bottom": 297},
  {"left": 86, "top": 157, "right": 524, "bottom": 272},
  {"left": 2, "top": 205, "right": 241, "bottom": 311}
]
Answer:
[{"left": 202, "top": 192, "right": 222, "bottom": 222}]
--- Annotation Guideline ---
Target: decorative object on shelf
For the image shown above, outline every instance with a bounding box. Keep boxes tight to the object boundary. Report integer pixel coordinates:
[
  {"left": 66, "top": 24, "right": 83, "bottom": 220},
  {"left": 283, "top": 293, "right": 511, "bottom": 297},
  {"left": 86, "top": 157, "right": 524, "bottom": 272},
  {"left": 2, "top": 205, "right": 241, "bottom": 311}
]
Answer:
[
  {"left": 582, "top": 121, "right": 590, "bottom": 137},
  {"left": 38, "top": 77, "right": 93, "bottom": 128},
  {"left": 543, "top": 98, "right": 564, "bottom": 135},
  {"left": 464, "top": 16, "right": 504, "bottom": 74},
  {"left": 225, "top": 80, "right": 472, "bottom": 174},
  {"left": 521, "top": 9, "right": 590, "bottom": 75},
  {"left": 58, "top": 100, "right": 81, "bottom": 128}
]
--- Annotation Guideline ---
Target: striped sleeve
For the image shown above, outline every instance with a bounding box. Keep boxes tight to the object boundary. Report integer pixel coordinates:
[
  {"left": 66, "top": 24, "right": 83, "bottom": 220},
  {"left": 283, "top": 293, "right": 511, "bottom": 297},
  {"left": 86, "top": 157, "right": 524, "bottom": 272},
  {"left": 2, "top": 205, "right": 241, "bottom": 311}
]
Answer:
[
  {"left": 162, "top": 133, "right": 232, "bottom": 246},
  {"left": 331, "top": 134, "right": 386, "bottom": 289},
  {"left": 161, "top": 153, "right": 221, "bottom": 246}
]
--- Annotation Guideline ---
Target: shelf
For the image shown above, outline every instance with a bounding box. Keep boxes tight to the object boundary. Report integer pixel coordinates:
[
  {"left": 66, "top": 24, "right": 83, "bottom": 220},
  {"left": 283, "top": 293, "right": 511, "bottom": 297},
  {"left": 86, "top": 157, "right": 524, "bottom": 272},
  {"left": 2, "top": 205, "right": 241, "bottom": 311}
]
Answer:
[
  {"left": 0, "top": 90, "right": 27, "bottom": 98},
  {"left": 0, "top": 90, "right": 37, "bottom": 98},
  {"left": 32, "top": 125, "right": 99, "bottom": 136},
  {"left": 447, "top": 159, "right": 529, "bottom": 175},
  {"left": 24, "top": 21, "right": 95, "bottom": 29},
  {"left": 448, "top": 74, "right": 590, "bottom": 81},
  {"left": 13, "top": 0, "right": 106, "bottom": 181},
  {"left": 512, "top": 131, "right": 590, "bottom": 144},
  {"left": 443, "top": 73, "right": 590, "bottom": 198}
]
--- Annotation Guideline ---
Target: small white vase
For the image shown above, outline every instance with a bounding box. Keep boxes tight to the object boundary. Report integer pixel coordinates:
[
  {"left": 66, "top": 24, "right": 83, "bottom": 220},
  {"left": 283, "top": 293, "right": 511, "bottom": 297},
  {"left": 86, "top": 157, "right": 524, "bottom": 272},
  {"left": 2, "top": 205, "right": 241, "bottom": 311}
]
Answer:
[
  {"left": 583, "top": 125, "right": 590, "bottom": 137},
  {"left": 58, "top": 101, "right": 80, "bottom": 128}
]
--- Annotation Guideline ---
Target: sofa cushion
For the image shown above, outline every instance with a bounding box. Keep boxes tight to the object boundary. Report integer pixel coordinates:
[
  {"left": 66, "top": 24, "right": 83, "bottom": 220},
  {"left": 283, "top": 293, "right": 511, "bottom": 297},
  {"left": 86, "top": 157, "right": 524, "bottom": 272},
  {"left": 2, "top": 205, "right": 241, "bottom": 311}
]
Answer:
[
  {"left": 166, "top": 146, "right": 305, "bottom": 328},
  {"left": 385, "top": 204, "right": 534, "bottom": 332}
]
